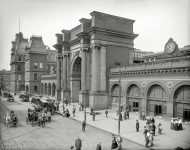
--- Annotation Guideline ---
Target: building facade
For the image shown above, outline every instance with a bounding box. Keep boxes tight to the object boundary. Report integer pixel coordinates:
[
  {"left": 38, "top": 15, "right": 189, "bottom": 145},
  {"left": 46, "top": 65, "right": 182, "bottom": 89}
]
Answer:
[
  {"left": 0, "top": 69, "right": 11, "bottom": 91},
  {"left": 108, "top": 39, "right": 190, "bottom": 122},
  {"left": 53, "top": 11, "right": 139, "bottom": 110},
  {"left": 10, "top": 33, "right": 56, "bottom": 95}
]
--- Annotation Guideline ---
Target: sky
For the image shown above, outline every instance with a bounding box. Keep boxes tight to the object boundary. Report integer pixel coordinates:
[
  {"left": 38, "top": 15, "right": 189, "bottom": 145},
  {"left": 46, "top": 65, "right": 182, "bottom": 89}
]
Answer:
[{"left": 0, "top": 0, "right": 189, "bottom": 70}]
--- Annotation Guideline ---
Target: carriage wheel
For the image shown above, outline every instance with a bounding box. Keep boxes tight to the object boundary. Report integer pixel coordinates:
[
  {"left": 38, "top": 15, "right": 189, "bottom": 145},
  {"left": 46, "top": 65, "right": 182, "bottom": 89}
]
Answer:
[{"left": 26, "top": 117, "right": 29, "bottom": 124}]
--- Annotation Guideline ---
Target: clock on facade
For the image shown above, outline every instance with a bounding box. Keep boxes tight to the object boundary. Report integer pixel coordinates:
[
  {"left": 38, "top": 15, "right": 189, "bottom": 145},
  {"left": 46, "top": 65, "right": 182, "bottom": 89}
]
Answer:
[{"left": 165, "top": 42, "right": 176, "bottom": 54}]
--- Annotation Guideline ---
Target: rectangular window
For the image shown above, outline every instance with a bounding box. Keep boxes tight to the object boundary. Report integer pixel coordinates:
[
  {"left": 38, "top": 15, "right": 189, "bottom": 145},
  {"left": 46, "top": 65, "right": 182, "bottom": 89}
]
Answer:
[
  {"left": 26, "top": 73, "right": 29, "bottom": 81},
  {"left": 34, "top": 63, "right": 38, "bottom": 68},
  {"left": 18, "top": 75, "right": 21, "bottom": 80},
  {"left": 34, "top": 73, "right": 37, "bottom": 80},
  {"left": 39, "top": 63, "right": 43, "bottom": 68}
]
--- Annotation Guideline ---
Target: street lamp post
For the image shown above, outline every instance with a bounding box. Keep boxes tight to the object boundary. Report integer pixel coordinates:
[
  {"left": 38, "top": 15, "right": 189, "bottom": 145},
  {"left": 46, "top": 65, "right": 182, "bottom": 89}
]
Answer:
[{"left": 116, "top": 62, "right": 121, "bottom": 136}]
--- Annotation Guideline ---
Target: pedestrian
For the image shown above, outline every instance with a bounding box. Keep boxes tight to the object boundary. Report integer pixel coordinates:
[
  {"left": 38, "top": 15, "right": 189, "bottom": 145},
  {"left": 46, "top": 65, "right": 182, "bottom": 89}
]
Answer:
[
  {"left": 57, "top": 101, "right": 59, "bottom": 111},
  {"left": 82, "top": 120, "right": 86, "bottom": 132},
  {"left": 119, "top": 112, "right": 123, "bottom": 121},
  {"left": 142, "top": 111, "right": 145, "bottom": 120},
  {"left": 158, "top": 123, "right": 162, "bottom": 135},
  {"left": 65, "top": 99, "right": 68, "bottom": 107},
  {"left": 123, "top": 111, "right": 127, "bottom": 120},
  {"left": 75, "top": 136, "right": 82, "bottom": 150},
  {"left": 111, "top": 135, "right": 118, "bottom": 149},
  {"left": 105, "top": 109, "right": 108, "bottom": 117},
  {"left": 152, "top": 123, "right": 156, "bottom": 136},
  {"left": 145, "top": 131, "right": 150, "bottom": 148},
  {"left": 96, "top": 142, "right": 101, "bottom": 150},
  {"left": 117, "top": 136, "right": 123, "bottom": 150},
  {"left": 93, "top": 112, "right": 96, "bottom": 121},
  {"left": 136, "top": 120, "right": 139, "bottom": 132},
  {"left": 126, "top": 109, "right": 129, "bottom": 119},
  {"left": 151, "top": 117, "right": 155, "bottom": 124},
  {"left": 72, "top": 107, "right": 76, "bottom": 117},
  {"left": 120, "top": 105, "right": 123, "bottom": 112},
  {"left": 149, "top": 131, "right": 154, "bottom": 147},
  {"left": 143, "top": 126, "right": 148, "bottom": 141}
]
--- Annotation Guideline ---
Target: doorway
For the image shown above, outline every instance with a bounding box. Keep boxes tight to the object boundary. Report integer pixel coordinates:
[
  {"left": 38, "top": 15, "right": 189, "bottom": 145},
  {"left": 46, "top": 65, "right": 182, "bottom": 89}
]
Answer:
[
  {"left": 155, "top": 104, "right": 162, "bottom": 116},
  {"left": 133, "top": 102, "right": 139, "bottom": 112},
  {"left": 184, "top": 109, "right": 190, "bottom": 122}
]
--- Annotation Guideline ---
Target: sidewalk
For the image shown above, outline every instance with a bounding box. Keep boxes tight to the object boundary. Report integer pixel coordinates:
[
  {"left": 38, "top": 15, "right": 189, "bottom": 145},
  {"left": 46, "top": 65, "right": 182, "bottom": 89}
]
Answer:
[{"left": 56, "top": 103, "right": 190, "bottom": 149}]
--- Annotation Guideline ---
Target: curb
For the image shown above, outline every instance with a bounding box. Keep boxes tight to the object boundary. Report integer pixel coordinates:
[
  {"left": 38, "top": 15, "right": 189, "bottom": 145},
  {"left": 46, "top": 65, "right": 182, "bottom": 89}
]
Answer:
[{"left": 55, "top": 111, "right": 147, "bottom": 149}]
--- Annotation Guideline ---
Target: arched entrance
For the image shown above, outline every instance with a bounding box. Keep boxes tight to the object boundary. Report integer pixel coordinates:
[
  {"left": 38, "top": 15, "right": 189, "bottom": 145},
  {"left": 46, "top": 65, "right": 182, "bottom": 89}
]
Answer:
[
  {"left": 41, "top": 83, "right": 43, "bottom": 95},
  {"left": 127, "top": 84, "right": 142, "bottom": 113},
  {"left": 147, "top": 85, "right": 167, "bottom": 117},
  {"left": 26, "top": 85, "right": 29, "bottom": 92},
  {"left": 111, "top": 84, "right": 123, "bottom": 110},
  {"left": 174, "top": 85, "right": 190, "bottom": 122},
  {"left": 34, "top": 85, "right": 37, "bottom": 94},
  {"left": 48, "top": 83, "right": 51, "bottom": 96},
  {"left": 71, "top": 57, "right": 81, "bottom": 102},
  {"left": 52, "top": 83, "right": 56, "bottom": 97},
  {"left": 45, "top": 83, "right": 47, "bottom": 95}
]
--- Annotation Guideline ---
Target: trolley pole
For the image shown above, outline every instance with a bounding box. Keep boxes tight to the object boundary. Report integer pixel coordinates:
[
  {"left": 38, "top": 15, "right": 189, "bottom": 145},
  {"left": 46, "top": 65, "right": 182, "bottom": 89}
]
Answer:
[{"left": 116, "top": 62, "right": 121, "bottom": 136}]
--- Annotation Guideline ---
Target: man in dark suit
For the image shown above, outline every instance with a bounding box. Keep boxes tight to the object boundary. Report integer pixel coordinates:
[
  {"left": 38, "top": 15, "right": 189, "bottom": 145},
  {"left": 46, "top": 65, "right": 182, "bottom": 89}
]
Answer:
[
  {"left": 82, "top": 120, "right": 86, "bottom": 132},
  {"left": 75, "top": 136, "right": 82, "bottom": 150},
  {"left": 136, "top": 120, "right": 139, "bottom": 132},
  {"left": 96, "top": 142, "right": 101, "bottom": 150}
]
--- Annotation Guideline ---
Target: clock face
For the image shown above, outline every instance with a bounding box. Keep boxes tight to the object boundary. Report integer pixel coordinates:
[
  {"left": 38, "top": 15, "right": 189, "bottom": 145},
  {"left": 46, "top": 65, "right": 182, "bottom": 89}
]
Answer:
[{"left": 166, "top": 42, "right": 176, "bottom": 54}]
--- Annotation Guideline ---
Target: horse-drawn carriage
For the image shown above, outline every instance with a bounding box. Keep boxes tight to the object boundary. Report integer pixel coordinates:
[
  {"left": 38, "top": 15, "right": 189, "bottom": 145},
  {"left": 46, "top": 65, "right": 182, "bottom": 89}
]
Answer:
[
  {"left": 26, "top": 108, "right": 52, "bottom": 127},
  {"left": 3, "top": 110, "right": 18, "bottom": 127}
]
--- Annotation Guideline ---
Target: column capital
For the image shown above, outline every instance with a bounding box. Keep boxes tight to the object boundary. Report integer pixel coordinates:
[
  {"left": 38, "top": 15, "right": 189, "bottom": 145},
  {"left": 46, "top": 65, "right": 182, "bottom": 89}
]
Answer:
[
  {"left": 80, "top": 47, "right": 89, "bottom": 52},
  {"left": 57, "top": 55, "right": 63, "bottom": 59},
  {"left": 91, "top": 43, "right": 101, "bottom": 49},
  {"left": 63, "top": 53, "right": 69, "bottom": 57}
]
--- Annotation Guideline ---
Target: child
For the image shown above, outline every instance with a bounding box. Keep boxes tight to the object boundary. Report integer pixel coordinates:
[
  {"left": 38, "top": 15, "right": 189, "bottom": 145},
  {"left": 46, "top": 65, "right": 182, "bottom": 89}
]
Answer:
[{"left": 158, "top": 123, "right": 162, "bottom": 135}]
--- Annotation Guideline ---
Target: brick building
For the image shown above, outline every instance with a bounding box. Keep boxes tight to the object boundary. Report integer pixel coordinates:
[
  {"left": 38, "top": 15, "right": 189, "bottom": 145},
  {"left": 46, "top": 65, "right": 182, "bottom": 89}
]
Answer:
[
  {"left": 0, "top": 69, "right": 11, "bottom": 91},
  {"left": 10, "top": 33, "right": 56, "bottom": 95}
]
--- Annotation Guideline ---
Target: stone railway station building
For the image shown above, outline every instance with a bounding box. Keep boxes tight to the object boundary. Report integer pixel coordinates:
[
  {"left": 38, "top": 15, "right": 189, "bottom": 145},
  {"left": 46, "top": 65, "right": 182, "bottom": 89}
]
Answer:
[{"left": 10, "top": 11, "right": 190, "bottom": 122}]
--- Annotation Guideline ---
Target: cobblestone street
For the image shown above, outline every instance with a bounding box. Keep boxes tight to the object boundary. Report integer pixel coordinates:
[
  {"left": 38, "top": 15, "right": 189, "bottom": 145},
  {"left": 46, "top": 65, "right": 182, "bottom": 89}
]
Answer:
[{"left": 0, "top": 96, "right": 145, "bottom": 150}]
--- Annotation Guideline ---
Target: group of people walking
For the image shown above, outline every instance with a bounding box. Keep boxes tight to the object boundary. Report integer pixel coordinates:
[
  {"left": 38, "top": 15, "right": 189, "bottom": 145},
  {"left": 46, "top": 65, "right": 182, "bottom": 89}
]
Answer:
[{"left": 170, "top": 118, "right": 183, "bottom": 131}]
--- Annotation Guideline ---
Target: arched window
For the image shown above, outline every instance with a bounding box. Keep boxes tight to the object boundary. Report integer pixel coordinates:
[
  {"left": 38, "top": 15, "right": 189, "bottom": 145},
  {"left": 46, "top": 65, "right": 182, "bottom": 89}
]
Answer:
[
  {"left": 18, "top": 55, "right": 22, "bottom": 61},
  {"left": 34, "top": 85, "right": 37, "bottom": 93},
  {"left": 18, "top": 65, "right": 21, "bottom": 71},
  {"left": 34, "top": 73, "right": 37, "bottom": 80}
]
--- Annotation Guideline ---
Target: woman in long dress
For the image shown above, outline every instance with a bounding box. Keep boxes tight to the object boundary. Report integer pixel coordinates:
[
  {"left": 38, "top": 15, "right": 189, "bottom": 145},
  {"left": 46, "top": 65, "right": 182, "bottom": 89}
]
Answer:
[{"left": 111, "top": 135, "right": 118, "bottom": 149}]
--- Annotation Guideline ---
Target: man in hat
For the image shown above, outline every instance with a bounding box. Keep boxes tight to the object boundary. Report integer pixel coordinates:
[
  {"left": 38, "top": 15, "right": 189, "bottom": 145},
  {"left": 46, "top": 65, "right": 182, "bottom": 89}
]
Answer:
[
  {"left": 136, "top": 120, "right": 139, "bottom": 132},
  {"left": 82, "top": 120, "right": 86, "bottom": 132},
  {"left": 96, "top": 142, "right": 101, "bottom": 150},
  {"left": 75, "top": 136, "right": 82, "bottom": 150}
]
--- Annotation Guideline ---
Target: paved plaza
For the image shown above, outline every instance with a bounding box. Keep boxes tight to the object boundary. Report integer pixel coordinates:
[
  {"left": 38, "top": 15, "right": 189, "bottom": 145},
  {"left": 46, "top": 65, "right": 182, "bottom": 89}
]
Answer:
[
  {"left": 0, "top": 96, "right": 145, "bottom": 150},
  {"left": 57, "top": 102, "right": 190, "bottom": 149}
]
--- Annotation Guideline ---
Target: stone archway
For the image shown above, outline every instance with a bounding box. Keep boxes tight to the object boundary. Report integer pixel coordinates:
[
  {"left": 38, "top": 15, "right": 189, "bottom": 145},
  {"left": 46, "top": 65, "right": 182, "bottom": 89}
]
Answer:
[
  {"left": 52, "top": 83, "right": 56, "bottom": 97},
  {"left": 173, "top": 85, "right": 190, "bottom": 122},
  {"left": 41, "top": 83, "right": 43, "bottom": 95},
  {"left": 48, "top": 83, "right": 51, "bottom": 96},
  {"left": 126, "top": 84, "right": 142, "bottom": 113},
  {"left": 45, "top": 83, "right": 47, "bottom": 95},
  {"left": 147, "top": 84, "right": 167, "bottom": 117},
  {"left": 70, "top": 57, "right": 81, "bottom": 102}
]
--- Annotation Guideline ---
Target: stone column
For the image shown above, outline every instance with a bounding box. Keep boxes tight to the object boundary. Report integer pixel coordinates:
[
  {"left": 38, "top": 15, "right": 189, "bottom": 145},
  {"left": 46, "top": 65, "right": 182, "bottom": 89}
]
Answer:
[
  {"left": 99, "top": 46, "right": 106, "bottom": 91},
  {"left": 91, "top": 43, "right": 101, "bottom": 92},
  {"left": 62, "top": 54, "right": 68, "bottom": 90},
  {"left": 56, "top": 55, "right": 62, "bottom": 102},
  {"left": 81, "top": 48, "right": 89, "bottom": 91}
]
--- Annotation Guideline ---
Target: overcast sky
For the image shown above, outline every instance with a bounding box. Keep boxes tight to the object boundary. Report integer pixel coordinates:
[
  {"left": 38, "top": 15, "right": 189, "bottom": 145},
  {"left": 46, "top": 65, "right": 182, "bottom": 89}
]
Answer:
[{"left": 0, "top": 0, "right": 189, "bottom": 70}]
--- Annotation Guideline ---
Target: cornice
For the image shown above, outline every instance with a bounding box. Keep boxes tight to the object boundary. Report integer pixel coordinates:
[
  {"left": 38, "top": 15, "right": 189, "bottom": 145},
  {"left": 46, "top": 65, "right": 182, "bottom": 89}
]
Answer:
[
  {"left": 69, "top": 38, "right": 80, "bottom": 46},
  {"left": 86, "top": 26, "right": 138, "bottom": 39},
  {"left": 76, "top": 32, "right": 90, "bottom": 39},
  {"left": 108, "top": 68, "right": 190, "bottom": 77}
]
